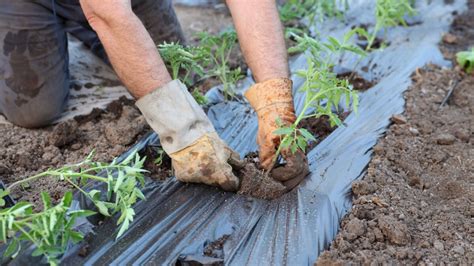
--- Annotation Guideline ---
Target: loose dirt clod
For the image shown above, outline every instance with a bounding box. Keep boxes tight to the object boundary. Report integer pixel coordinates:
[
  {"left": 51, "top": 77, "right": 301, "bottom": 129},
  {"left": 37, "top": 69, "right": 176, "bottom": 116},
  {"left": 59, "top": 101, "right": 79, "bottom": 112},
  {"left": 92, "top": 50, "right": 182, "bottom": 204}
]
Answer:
[
  {"left": 238, "top": 162, "right": 287, "bottom": 200},
  {"left": 49, "top": 120, "right": 78, "bottom": 147}
]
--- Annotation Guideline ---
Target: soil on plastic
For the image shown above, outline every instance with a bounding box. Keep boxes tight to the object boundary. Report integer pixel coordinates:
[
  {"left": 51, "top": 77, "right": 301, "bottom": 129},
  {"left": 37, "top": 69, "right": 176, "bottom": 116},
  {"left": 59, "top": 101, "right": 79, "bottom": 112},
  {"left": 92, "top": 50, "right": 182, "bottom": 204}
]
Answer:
[
  {"left": 204, "top": 234, "right": 230, "bottom": 259},
  {"left": 140, "top": 146, "right": 173, "bottom": 181},
  {"left": 0, "top": 97, "right": 152, "bottom": 208},
  {"left": 337, "top": 72, "right": 375, "bottom": 91},
  {"left": 237, "top": 109, "right": 348, "bottom": 200}
]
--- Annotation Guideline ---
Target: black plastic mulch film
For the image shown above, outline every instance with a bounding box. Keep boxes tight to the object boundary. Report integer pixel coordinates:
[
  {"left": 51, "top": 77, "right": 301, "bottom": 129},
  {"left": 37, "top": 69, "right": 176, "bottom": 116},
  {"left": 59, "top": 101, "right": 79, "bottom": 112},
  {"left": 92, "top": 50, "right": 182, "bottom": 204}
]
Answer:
[{"left": 3, "top": 0, "right": 466, "bottom": 265}]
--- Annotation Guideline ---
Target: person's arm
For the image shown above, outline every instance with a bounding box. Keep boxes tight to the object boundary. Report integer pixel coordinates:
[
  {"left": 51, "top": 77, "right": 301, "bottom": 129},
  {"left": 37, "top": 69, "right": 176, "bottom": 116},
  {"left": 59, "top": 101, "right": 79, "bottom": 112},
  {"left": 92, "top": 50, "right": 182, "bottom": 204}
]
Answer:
[
  {"left": 227, "top": 1, "right": 309, "bottom": 187},
  {"left": 79, "top": 0, "right": 171, "bottom": 99},
  {"left": 226, "top": 0, "right": 289, "bottom": 82}
]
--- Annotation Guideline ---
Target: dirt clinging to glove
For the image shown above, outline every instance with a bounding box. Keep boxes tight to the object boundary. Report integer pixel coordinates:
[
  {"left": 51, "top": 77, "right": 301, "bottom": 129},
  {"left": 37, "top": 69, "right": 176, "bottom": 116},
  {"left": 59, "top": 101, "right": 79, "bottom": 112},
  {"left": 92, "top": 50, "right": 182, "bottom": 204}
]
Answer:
[{"left": 237, "top": 160, "right": 287, "bottom": 200}]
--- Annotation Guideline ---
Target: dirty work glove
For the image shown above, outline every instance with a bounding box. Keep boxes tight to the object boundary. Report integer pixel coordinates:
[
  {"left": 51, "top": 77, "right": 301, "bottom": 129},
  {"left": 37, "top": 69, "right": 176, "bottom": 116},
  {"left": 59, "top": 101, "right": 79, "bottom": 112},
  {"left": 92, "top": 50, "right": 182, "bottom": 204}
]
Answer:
[
  {"left": 136, "top": 80, "right": 244, "bottom": 191},
  {"left": 245, "top": 78, "right": 309, "bottom": 189}
]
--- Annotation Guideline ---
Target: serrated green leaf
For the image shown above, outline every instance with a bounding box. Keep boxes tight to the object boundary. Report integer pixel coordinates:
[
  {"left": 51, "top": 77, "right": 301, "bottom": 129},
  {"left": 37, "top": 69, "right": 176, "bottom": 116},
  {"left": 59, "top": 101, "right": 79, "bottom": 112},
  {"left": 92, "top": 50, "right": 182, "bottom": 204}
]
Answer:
[
  {"left": 4, "top": 238, "right": 20, "bottom": 259},
  {"left": 296, "top": 136, "right": 308, "bottom": 152},
  {"left": 95, "top": 201, "right": 110, "bottom": 216},
  {"left": 62, "top": 191, "right": 73, "bottom": 207},
  {"left": 40, "top": 192, "right": 52, "bottom": 209},
  {"left": 69, "top": 231, "right": 84, "bottom": 244},
  {"left": 273, "top": 127, "right": 293, "bottom": 136},
  {"left": 299, "top": 128, "right": 316, "bottom": 141}
]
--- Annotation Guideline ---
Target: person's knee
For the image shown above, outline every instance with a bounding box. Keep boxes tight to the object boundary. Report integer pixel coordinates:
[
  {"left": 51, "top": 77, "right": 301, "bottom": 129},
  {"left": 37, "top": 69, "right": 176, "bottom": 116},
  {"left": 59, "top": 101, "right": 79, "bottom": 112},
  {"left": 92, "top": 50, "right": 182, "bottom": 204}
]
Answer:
[{"left": 2, "top": 102, "right": 63, "bottom": 128}]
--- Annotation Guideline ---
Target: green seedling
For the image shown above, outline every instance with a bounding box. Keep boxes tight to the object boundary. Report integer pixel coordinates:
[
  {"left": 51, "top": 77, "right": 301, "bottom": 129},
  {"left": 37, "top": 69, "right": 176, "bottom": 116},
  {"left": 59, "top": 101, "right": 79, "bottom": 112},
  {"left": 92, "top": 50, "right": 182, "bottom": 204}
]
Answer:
[
  {"left": 0, "top": 192, "right": 94, "bottom": 266},
  {"left": 273, "top": 31, "right": 365, "bottom": 161},
  {"left": 158, "top": 42, "right": 207, "bottom": 87},
  {"left": 196, "top": 30, "right": 244, "bottom": 101},
  {"left": 279, "top": 0, "right": 348, "bottom": 28},
  {"left": 192, "top": 88, "right": 208, "bottom": 105},
  {"left": 0, "top": 151, "right": 147, "bottom": 265},
  {"left": 158, "top": 42, "right": 209, "bottom": 104},
  {"left": 358, "top": 0, "right": 416, "bottom": 50},
  {"left": 456, "top": 47, "right": 474, "bottom": 74},
  {"left": 153, "top": 147, "right": 165, "bottom": 166}
]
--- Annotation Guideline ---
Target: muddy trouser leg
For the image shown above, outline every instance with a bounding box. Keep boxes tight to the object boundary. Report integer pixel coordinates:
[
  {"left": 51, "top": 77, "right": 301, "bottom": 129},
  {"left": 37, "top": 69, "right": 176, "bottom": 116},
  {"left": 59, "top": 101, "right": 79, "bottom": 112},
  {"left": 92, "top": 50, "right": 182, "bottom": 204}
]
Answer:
[
  {"left": 56, "top": 0, "right": 186, "bottom": 65},
  {"left": 132, "top": 0, "right": 186, "bottom": 44},
  {"left": 0, "top": 1, "right": 69, "bottom": 128}
]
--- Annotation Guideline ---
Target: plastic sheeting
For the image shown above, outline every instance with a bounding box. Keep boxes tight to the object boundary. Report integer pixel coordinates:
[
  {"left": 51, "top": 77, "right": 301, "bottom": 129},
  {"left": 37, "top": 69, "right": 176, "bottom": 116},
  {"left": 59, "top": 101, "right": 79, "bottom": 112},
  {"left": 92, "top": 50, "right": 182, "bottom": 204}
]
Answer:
[{"left": 4, "top": 0, "right": 466, "bottom": 265}]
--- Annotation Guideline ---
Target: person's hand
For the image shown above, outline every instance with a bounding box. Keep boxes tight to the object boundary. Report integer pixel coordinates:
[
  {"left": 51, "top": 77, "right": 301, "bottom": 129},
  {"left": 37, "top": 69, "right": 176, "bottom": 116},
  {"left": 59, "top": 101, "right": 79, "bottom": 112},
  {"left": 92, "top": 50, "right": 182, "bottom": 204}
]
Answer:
[
  {"left": 245, "top": 78, "right": 309, "bottom": 190},
  {"left": 136, "top": 80, "right": 243, "bottom": 191},
  {"left": 170, "top": 132, "right": 244, "bottom": 191}
]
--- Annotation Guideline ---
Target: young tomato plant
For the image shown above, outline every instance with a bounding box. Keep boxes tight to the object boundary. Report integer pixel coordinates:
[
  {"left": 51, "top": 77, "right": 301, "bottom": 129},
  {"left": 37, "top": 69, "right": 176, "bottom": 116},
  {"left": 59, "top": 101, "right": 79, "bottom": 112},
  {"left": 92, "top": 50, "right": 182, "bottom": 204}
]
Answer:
[
  {"left": 0, "top": 192, "right": 93, "bottom": 266},
  {"left": 273, "top": 31, "right": 366, "bottom": 160},
  {"left": 279, "top": 0, "right": 348, "bottom": 28},
  {"left": 357, "top": 0, "right": 416, "bottom": 50},
  {"left": 456, "top": 47, "right": 474, "bottom": 74},
  {"left": 196, "top": 30, "right": 244, "bottom": 101},
  {"left": 0, "top": 151, "right": 147, "bottom": 265},
  {"left": 158, "top": 42, "right": 209, "bottom": 104}
]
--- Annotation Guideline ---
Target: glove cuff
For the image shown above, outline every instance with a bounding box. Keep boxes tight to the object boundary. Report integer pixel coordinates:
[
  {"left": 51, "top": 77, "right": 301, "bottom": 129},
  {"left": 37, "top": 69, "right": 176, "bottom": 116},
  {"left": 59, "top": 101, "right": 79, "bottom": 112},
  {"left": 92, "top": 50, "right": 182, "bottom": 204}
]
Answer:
[
  {"left": 244, "top": 78, "right": 294, "bottom": 112},
  {"left": 136, "top": 80, "right": 216, "bottom": 154}
]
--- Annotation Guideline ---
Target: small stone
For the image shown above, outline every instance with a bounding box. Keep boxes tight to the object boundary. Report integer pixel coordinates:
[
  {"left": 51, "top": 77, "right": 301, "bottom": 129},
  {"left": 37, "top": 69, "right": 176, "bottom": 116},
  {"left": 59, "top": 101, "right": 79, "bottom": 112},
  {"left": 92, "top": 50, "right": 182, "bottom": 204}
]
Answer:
[
  {"left": 408, "top": 175, "right": 422, "bottom": 187},
  {"left": 433, "top": 240, "right": 444, "bottom": 251},
  {"left": 442, "top": 33, "right": 457, "bottom": 44},
  {"left": 435, "top": 133, "right": 455, "bottom": 145},
  {"left": 377, "top": 215, "right": 410, "bottom": 245},
  {"left": 345, "top": 218, "right": 366, "bottom": 239},
  {"left": 373, "top": 145, "right": 384, "bottom": 155},
  {"left": 409, "top": 127, "right": 420, "bottom": 135},
  {"left": 391, "top": 114, "right": 407, "bottom": 125},
  {"left": 419, "top": 240, "right": 430, "bottom": 248},
  {"left": 70, "top": 143, "right": 82, "bottom": 151},
  {"left": 352, "top": 180, "right": 376, "bottom": 196},
  {"left": 396, "top": 249, "right": 408, "bottom": 259},
  {"left": 374, "top": 228, "right": 384, "bottom": 242},
  {"left": 454, "top": 129, "right": 470, "bottom": 142},
  {"left": 451, "top": 245, "right": 464, "bottom": 255},
  {"left": 398, "top": 213, "right": 406, "bottom": 220}
]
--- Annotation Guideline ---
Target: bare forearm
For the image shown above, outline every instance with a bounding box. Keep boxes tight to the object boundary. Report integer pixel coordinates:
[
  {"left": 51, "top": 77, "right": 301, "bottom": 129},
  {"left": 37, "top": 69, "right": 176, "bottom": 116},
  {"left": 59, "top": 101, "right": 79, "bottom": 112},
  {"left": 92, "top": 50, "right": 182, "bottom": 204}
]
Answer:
[
  {"left": 226, "top": 0, "right": 289, "bottom": 82},
  {"left": 80, "top": 1, "right": 171, "bottom": 99}
]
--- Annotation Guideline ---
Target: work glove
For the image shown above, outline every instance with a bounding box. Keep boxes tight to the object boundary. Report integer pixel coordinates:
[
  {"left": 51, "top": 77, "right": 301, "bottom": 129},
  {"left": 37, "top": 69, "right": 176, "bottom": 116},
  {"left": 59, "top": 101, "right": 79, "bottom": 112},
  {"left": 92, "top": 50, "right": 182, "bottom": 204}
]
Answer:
[
  {"left": 245, "top": 78, "right": 309, "bottom": 190},
  {"left": 136, "top": 80, "right": 244, "bottom": 191}
]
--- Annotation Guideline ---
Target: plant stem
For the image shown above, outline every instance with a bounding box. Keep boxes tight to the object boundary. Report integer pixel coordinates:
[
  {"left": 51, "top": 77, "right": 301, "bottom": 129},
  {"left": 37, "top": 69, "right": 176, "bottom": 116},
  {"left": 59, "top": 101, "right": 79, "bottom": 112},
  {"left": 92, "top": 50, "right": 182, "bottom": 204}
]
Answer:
[{"left": 7, "top": 171, "right": 107, "bottom": 191}]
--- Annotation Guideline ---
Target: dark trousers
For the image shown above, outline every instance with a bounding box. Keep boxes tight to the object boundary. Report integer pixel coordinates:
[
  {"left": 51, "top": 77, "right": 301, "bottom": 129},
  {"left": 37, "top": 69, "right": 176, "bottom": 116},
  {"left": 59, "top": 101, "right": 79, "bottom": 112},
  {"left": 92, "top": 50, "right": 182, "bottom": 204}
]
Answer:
[{"left": 0, "top": 0, "right": 185, "bottom": 128}]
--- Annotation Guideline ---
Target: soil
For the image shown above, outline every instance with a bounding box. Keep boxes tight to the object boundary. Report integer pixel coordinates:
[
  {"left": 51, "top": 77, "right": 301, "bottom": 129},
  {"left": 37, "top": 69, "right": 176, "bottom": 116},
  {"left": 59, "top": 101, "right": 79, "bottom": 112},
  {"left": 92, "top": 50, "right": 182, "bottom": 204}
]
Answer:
[
  {"left": 204, "top": 234, "right": 230, "bottom": 259},
  {"left": 316, "top": 3, "right": 474, "bottom": 262},
  {"left": 0, "top": 5, "right": 234, "bottom": 209},
  {"left": 337, "top": 72, "right": 375, "bottom": 91},
  {"left": 0, "top": 97, "right": 152, "bottom": 207},
  {"left": 174, "top": 4, "right": 248, "bottom": 95},
  {"left": 140, "top": 146, "right": 173, "bottom": 181},
  {"left": 237, "top": 153, "right": 288, "bottom": 200}
]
